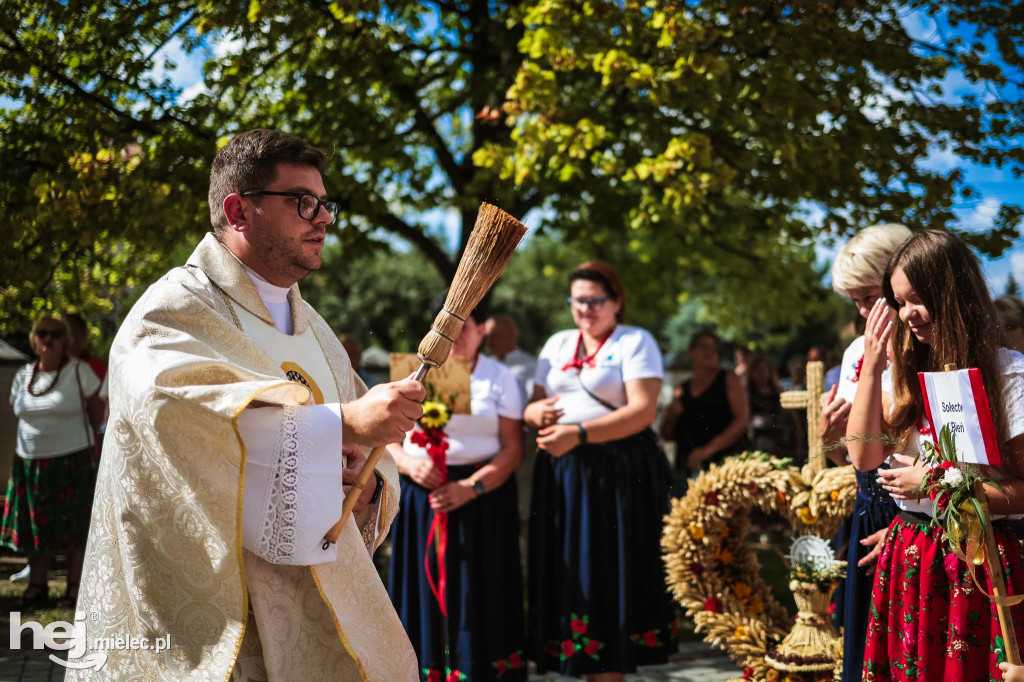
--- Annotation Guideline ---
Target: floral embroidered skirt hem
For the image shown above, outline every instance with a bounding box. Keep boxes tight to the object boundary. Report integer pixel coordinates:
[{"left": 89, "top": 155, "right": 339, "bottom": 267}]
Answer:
[
  {"left": 0, "top": 449, "right": 95, "bottom": 553},
  {"left": 862, "top": 516, "right": 1024, "bottom": 682},
  {"left": 529, "top": 429, "right": 675, "bottom": 676},
  {"left": 389, "top": 464, "right": 527, "bottom": 682}
]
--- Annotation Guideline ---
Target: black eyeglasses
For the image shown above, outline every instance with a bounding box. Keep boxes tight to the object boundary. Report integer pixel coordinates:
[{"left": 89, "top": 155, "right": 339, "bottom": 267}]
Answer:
[
  {"left": 566, "top": 296, "right": 608, "bottom": 310},
  {"left": 240, "top": 191, "right": 339, "bottom": 225},
  {"left": 35, "top": 329, "right": 65, "bottom": 340}
]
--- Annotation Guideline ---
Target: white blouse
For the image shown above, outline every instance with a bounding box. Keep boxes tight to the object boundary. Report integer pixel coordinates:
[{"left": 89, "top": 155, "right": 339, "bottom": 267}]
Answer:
[
  {"left": 402, "top": 355, "right": 523, "bottom": 466},
  {"left": 10, "top": 358, "right": 101, "bottom": 459},
  {"left": 836, "top": 335, "right": 893, "bottom": 405},
  {"left": 889, "top": 348, "right": 1024, "bottom": 518},
  {"left": 533, "top": 325, "right": 663, "bottom": 425}
]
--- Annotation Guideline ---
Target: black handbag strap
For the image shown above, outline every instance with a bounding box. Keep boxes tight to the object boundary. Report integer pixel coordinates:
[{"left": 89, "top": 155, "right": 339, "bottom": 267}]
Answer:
[
  {"left": 73, "top": 360, "right": 93, "bottom": 446},
  {"left": 575, "top": 372, "right": 620, "bottom": 412}
]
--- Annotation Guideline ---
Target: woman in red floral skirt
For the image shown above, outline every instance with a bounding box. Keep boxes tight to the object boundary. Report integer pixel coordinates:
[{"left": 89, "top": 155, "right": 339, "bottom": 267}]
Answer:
[{"left": 848, "top": 230, "right": 1024, "bottom": 681}]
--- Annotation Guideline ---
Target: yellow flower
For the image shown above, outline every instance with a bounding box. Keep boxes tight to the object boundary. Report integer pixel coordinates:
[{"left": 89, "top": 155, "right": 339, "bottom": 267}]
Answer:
[
  {"left": 420, "top": 401, "right": 450, "bottom": 429},
  {"left": 830, "top": 489, "right": 840, "bottom": 501},
  {"left": 734, "top": 625, "right": 747, "bottom": 639},
  {"left": 798, "top": 507, "right": 817, "bottom": 525},
  {"left": 688, "top": 524, "right": 705, "bottom": 541},
  {"left": 783, "top": 675, "right": 804, "bottom": 682},
  {"left": 765, "top": 670, "right": 780, "bottom": 681}
]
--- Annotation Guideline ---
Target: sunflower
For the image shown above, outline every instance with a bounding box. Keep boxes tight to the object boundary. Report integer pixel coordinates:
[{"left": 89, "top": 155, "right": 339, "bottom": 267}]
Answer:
[{"left": 420, "top": 401, "right": 450, "bottom": 429}]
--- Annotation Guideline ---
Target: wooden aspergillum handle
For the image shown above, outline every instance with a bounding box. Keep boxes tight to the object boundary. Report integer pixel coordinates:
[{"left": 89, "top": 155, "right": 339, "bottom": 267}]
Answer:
[
  {"left": 321, "top": 444, "right": 387, "bottom": 546},
  {"left": 322, "top": 363, "right": 432, "bottom": 547}
]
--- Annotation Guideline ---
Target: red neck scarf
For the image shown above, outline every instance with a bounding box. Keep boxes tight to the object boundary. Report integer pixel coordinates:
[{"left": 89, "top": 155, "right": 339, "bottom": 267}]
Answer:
[{"left": 561, "top": 328, "right": 615, "bottom": 372}]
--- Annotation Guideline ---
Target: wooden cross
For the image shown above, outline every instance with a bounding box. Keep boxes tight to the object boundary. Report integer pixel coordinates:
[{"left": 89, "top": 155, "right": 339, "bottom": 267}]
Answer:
[{"left": 779, "top": 361, "right": 826, "bottom": 479}]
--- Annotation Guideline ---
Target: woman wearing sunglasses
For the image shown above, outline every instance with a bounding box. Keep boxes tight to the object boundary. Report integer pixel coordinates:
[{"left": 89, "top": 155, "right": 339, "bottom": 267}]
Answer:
[
  {"left": 525, "top": 261, "right": 673, "bottom": 681},
  {"left": 2, "top": 315, "right": 104, "bottom": 607}
]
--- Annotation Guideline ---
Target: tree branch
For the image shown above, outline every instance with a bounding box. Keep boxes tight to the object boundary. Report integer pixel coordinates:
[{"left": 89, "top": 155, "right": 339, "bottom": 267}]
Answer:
[
  {"left": 0, "top": 25, "right": 211, "bottom": 140},
  {"left": 0, "top": 28, "right": 162, "bottom": 134},
  {"left": 376, "top": 212, "right": 456, "bottom": 279},
  {"left": 510, "top": 189, "right": 543, "bottom": 219},
  {"left": 140, "top": 9, "right": 198, "bottom": 67},
  {"left": 393, "top": 83, "right": 466, "bottom": 194}
]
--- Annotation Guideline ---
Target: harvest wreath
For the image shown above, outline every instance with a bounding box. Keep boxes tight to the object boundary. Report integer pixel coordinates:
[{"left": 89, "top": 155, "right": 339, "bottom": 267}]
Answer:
[{"left": 662, "top": 452, "right": 857, "bottom": 682}]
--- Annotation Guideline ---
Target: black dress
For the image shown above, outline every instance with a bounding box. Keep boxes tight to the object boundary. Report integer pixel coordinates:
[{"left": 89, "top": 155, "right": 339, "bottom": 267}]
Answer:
[
  {"left": 672, "top": 370, "right": 745, "bottom": 487},
  {"left": 390, "top": 464, "right": 527, "bottom": 682},
  {"left": 747, "top": 389, "right": 795, "bottom": 457},
  {"left": 529, "top": 430, "right": 675, "bottom": 676}
]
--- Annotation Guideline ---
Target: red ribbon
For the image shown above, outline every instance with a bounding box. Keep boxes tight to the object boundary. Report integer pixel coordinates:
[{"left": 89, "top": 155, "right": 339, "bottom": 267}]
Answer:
[
  {"left": 413, "top": 427, "right": 451, "bottom": 616},
  {"left": 561, "top": 329, "right": 614, "bottom": 372}
]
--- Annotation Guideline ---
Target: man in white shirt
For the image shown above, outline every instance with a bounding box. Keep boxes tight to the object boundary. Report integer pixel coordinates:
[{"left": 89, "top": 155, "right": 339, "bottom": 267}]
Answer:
[
  {"left": 71, "top": 129, "right": 423, "bottom": 682},
  {"left": 485, "top": 315, "right": 538, "bottom": 526},
  {"left": 485, "top": 314, "right": 536, "bottom": 405}
]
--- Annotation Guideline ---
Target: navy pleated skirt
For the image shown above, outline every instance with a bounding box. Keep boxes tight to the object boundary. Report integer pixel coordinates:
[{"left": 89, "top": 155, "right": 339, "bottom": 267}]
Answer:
[
  {"left": 528, "top": 429, "right": 675, "bottom": 676},
  {"left": 389, "top": 463, "right": 527, "bottom": 682},
  {"left": 842, "top": 466, "right": 897, "bottom": 682}
]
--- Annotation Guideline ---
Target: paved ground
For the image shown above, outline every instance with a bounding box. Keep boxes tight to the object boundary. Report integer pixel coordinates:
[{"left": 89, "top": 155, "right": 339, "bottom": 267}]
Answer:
[{"left": 0, "top": 642, "right": 740, "bottom": 682}]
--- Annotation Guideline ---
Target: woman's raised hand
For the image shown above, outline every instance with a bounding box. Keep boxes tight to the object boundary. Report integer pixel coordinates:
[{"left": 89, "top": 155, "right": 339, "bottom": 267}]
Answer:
[{"left": 863, "top": 298, "right": 893, "bottom": 376}]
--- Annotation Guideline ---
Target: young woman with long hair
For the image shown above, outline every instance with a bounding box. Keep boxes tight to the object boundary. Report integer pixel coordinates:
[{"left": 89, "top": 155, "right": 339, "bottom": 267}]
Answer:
[{"left": 848, "top": 230, "right": 1024, "bottom": 681}]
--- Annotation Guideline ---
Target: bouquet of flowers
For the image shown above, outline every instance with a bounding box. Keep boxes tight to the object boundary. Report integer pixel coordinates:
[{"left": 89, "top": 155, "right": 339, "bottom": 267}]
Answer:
[
  {"left": 789, "top": 560, "right": 844, "bottom": 587},
  {"left": 410, "top": 389, "right": 457, "bottom": 460},
  {"left": 916, "top": 425, "right": 1005, "bottom": 563}
]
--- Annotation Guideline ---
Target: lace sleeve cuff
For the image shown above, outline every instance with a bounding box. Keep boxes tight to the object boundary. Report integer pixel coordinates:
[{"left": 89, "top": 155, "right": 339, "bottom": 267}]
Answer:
[{"left": 239, "top": 404, "right": 345, "bottom": 565}]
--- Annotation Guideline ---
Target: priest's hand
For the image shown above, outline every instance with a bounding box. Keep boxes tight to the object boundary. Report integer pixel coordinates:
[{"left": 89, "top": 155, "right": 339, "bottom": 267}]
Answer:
[
  {"left": 341, "top": 377, "right": 426, "bottom": 447},
  {"left": 342, "top": 445, "right": 374, "bottom": 514}
]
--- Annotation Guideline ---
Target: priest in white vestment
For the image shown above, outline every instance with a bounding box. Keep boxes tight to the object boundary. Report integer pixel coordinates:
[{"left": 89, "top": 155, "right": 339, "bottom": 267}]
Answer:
[{"left": 69, "top": 130, "right": 424, "bottom": 681}]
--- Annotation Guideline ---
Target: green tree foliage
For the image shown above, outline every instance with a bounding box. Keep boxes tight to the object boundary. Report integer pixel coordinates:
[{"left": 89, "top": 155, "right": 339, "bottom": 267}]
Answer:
[
  {"left": 302, "top": 241, "right": 446, "bottom": 353},
  {"left": 2, "top": 0, "right": 1022, "bottom": 347},
  {"left": 474, "top": 0, "right": 1024, "bottom": 332}
]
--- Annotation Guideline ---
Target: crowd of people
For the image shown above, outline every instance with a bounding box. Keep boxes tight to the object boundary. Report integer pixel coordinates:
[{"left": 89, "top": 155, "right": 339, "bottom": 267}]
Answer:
[{"left": 6, "top": 128, "right": 1024, "bottom": 682}]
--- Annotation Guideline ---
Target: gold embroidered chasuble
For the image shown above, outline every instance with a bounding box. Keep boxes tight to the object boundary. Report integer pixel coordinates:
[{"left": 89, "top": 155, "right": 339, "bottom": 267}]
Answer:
[{"left": 68, "top": 234, "right": 418, "bottom": 682}]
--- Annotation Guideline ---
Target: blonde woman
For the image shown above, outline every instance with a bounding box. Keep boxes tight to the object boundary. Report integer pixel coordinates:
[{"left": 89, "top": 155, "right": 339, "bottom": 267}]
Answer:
[
  {"left": 2, "top": 316, "right": 103, "bottom": 607},
  {"left": 825, "top": 223, "right": 911, "bottom": 682}
]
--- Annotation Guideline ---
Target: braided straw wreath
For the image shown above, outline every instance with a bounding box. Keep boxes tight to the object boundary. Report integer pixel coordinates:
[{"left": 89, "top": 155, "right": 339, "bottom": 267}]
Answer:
[{"left": 662, "top": 452, "right": 857, "bottom": 682}]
